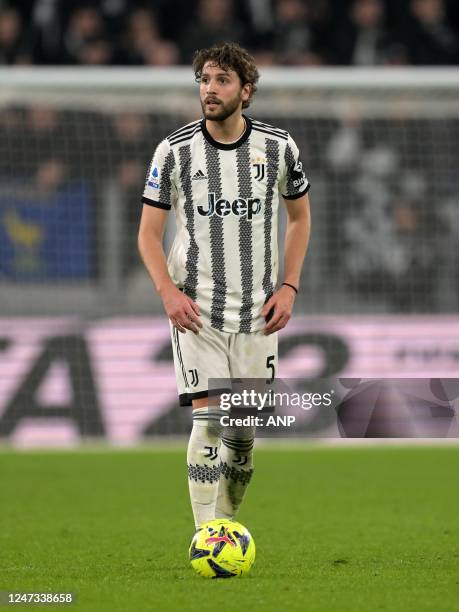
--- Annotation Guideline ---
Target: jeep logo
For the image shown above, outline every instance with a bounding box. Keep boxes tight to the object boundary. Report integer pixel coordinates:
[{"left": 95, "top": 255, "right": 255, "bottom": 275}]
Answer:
[{"left": 197, "top": 193, "right": 262, "bottom": 219}]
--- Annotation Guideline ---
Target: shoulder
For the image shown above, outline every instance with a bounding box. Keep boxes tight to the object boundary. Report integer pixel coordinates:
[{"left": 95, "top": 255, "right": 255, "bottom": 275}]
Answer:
[
  {"left": 166, "top": 119, "right": 202, "bottom": 147},
  {"left": 249, "top": 118, "right": 289, "bottom": 142}
]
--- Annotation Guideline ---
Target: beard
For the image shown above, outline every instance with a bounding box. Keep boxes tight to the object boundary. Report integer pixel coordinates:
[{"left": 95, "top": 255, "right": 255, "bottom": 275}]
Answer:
[{"left": 201, "top": 94, "right": 242, "bottom": 121}]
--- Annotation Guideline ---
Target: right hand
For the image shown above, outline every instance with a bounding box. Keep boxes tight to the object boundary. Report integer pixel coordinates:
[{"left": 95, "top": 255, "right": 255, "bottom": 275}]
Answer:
[{"left": 161, "top": 284, "right": 203, "bottom": 334}]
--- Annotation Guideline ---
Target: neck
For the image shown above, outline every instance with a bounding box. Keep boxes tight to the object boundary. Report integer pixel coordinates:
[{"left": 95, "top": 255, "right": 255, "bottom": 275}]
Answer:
[{"left": 205, "top": 112, "right": 245, "bottom": 144}]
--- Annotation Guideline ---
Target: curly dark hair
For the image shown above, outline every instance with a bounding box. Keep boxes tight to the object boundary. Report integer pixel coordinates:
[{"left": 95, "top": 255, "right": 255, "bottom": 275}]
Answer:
[{"left": 192, "top": 42, "right": 259, "bottom": 109}]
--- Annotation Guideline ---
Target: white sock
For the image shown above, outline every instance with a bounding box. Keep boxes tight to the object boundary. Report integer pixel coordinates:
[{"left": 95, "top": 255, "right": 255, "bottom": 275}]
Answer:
[
  {"left": 215, "top": 428, "right": 255, "bottom": 520},
  {"left": 187, "top": 407, "right": 225, "bottom": 529}
]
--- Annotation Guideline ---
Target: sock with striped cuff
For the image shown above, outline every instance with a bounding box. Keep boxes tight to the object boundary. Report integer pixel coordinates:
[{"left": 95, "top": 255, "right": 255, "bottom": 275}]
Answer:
[
  {"left": 215, "top": 426, "right": 255, "bottom": 520},
  {"left": 187, "top": 407, "right": 225, "bottom": 529}
]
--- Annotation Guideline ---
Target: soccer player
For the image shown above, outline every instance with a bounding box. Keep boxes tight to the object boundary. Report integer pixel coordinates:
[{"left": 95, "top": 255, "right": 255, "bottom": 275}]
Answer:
[{"left": 138, "top": 42, "right": 311, "bottom": 530}]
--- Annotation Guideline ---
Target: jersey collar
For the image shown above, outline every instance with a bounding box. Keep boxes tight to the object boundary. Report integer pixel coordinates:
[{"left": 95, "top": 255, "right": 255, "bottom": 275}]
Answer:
[{"left": 201, "top": 114, "right": 252, "bottom": 151}]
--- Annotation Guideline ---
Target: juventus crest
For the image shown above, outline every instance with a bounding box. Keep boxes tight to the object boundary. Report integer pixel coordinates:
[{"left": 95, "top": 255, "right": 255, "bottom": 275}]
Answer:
[
  {"left": 252, "top": 157, "right": 267, "bottom": 181},
  {"left": 188, "top": 368, "right": 199, "bottom": 387}
]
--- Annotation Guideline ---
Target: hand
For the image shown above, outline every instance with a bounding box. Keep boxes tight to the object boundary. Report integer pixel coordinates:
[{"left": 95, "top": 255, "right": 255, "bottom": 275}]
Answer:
[
  {"left": 161, "top": 284, "right": 203, "bottom": 334},
  {"left": 261, "top": 285, "right": 296, "bottom": 335}
]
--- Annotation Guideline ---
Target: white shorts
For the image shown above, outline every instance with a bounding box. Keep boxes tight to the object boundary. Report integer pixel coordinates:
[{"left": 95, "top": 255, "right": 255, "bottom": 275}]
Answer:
[{"left": 170, "top": 322, "right": 278, "bottom": 406}]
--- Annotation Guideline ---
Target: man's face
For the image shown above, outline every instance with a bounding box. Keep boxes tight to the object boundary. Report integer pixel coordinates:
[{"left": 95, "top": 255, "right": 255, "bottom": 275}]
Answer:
[{"left": 199, "top": 62, "right": 249, "bottom": 121}]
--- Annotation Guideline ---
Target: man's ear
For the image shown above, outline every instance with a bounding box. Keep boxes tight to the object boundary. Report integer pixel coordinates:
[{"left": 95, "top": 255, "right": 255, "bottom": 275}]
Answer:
[{"left": 241, "top": 83, "right": 251, "bottom": 102}]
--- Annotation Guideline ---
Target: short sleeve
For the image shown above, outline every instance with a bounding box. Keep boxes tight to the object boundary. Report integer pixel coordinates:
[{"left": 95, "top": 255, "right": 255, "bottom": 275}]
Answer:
[
  {"left": 141, "top": 139, "right": 177, "bottom": 210},
  {"left": 279, "top": 135, "right": 310, "bottom": 200}
]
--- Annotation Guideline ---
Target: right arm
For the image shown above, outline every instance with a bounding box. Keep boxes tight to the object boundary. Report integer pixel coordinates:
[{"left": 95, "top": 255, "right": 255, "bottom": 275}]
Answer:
[{"left": 138, "top": 204, "right": 202, "bottom": 334}]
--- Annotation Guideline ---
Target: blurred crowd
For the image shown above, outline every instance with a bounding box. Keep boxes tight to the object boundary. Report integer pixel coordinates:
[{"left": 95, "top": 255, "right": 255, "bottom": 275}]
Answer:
[
  {"left": 1, "top": 0, "right": 459, "bottom": 67},
  {"left": 325, "top": 116, "right": 452, "bottom": 312},
  {"left": 1, "top": 1, "right": 458, "bottom": 310}
]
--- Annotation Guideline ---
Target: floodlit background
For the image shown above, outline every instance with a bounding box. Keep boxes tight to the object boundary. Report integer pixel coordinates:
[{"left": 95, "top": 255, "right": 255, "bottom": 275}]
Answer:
[{"left": 0, "top": 0, "right": 459, "bottom": 444}]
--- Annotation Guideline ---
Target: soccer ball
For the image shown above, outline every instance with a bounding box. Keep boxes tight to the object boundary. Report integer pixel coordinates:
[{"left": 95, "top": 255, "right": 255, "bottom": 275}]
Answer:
[{"left": 189, "top": 519, "right": 256, "bottom": 578}]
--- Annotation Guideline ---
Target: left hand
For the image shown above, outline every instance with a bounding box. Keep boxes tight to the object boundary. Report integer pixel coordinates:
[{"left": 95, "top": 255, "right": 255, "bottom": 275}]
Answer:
[{"left": 261, "top": 285, "right": 297, "bottom": 335}]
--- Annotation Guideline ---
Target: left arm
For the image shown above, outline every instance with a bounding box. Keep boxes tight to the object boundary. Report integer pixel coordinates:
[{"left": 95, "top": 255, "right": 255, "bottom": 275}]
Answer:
[{"left": 261, "top": 193, "right": 311, "bottom": 334}]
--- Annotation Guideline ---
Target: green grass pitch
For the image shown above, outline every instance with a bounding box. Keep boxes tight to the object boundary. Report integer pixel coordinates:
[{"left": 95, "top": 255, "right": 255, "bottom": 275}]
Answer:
[{"left": 1, "top": 446, "right": 458, "bottom": 612}]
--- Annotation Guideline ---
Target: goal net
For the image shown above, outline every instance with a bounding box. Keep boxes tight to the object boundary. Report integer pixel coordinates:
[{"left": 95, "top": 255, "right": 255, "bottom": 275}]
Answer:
[{"left": 1, "top": 67, "right": 458, "bottom": 316}]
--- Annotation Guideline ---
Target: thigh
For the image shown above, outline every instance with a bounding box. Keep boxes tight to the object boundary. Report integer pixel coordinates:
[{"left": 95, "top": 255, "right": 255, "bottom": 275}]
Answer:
[
  {"left": 170, "top": 322, "right": 231, "bottom": 406},
  {"left": 229, "top": 330, "right": 278, "bottom": 381}
]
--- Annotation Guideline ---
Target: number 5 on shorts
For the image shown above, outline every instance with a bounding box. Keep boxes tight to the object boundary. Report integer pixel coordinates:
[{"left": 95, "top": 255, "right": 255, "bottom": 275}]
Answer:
[{"left": 266, "top": 355, "right": 275, "bottom": 384}]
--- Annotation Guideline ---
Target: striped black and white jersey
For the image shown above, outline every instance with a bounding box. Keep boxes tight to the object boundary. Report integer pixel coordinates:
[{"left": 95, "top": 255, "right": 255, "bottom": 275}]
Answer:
[{"left": 141, "top": 115, "right": 310, "bottom": 334}]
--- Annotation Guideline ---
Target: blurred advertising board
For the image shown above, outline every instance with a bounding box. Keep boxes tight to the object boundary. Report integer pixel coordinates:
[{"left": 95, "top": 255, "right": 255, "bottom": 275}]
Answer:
[{"left": 0, "top": 316, "right": 458, "bottom": 446}]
